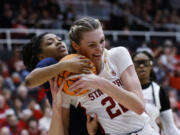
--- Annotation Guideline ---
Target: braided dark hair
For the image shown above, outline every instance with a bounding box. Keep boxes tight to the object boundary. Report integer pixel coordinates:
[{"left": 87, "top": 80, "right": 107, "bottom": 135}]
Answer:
[
  {"left": 22, "top": 33, "right": 48, "bottom": 71},
  {"left": 132, "top": 51, "right": 157, "bottom": 82}
]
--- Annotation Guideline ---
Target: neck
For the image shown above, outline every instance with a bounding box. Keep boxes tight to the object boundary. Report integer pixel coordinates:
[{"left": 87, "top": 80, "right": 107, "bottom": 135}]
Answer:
[
  {"left": 140, "top": 78, "right": 150, "bottom": 85},
  {"left": 95, "top": 61, "right": 102, "bottom": 74}
]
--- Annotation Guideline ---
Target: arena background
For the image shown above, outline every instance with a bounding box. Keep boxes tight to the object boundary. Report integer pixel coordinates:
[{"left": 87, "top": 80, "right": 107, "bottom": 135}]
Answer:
[{"left": 0, "top": 0, "right": 180, "bottom": 134}]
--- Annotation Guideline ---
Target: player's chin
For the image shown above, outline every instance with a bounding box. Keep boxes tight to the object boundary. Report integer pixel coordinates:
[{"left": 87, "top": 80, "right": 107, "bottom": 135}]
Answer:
[
  {"left": 91, "top": 55, "right": 102, "bottom": 61},
  {"left": 60, "top": 52, "right": 68, "bottom": 57}
]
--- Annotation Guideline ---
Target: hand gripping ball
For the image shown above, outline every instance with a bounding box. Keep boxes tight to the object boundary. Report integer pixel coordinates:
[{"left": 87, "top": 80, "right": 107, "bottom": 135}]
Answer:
[{"left": 58, "top": 54, "right": 96, "bottom": 96}]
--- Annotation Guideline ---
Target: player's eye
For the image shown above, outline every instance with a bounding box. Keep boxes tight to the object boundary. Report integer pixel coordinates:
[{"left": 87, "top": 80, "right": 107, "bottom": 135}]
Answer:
[
  {"left": 100, "top": 39, "right": 105, "bottom": 44},
  {"left": 46, "top": 39, "right": 54, "bottom": 45},
  {"left": 47, "top": 41, "right": 53, "bottom": 45},
  {"left": 89, "top": 44, "right": 96, "bottom": 48}
]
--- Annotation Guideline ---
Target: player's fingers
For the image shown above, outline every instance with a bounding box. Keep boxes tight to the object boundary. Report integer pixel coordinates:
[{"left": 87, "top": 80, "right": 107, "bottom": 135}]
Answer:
[
  {"left": 69, "top": 80, "right": 82, "bottom": 91},
  {"left": 49, "top": 79, "right": 56, "bottom": 98},
  {"left": 66, "top": 74, "right": 83, "bottom": 80},
  {"left": 93, "top": 113, "right": 98, "bottom": 122},
  {"left": 87, "top": 114, "right": 91, "bottom": 122},
  {"left": 75, "top": 88, "right": 88, "bottom": 95},
  {"left": 56, "top": 81, "right": 64, "bottom": 99},
  {"left": 54, "top": 76, "right": 58, "bottom": 88},
  {"left": 81, "top": 69, "right": 91, "bottom": 74},
  {"left": 78, "top": 55, "right": 86, "bottom": 59},
  {"left": 82, "top": 62, "right": 92, "bottom": 69},
  {"left": 49, "top": 79, "right": 52, "bottom": 86},
  {"left": 80, "top": 58, "right": 91, "bottom": 63},
  {"left": 73, "top": 55, "right": 86, "bottom": 60},
  {"left": 59, "top": 81, "right": 65, "bottom": 92},
  {"left": 49, "top": 79, "right": 54, "bottom": 90},
  {"left": 54, "top": 76, "right": 58, "bottom": 83}
]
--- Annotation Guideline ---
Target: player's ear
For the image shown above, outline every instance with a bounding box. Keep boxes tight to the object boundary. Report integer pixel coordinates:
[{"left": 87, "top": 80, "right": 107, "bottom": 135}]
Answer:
[{"left": 72, "top": 41, "right": 80, "bottom": 52}]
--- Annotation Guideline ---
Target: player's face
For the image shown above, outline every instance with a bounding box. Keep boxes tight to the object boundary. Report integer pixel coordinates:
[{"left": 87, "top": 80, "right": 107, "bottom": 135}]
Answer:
[
  {"left": 39, "top": 34, "right": 68, "bottom": 60},
  {"left": 78, "top": 27, "right": 105, "bottom": 68},
  {"left": 133, "top": 53, "right": 152, "bottom": 82}
]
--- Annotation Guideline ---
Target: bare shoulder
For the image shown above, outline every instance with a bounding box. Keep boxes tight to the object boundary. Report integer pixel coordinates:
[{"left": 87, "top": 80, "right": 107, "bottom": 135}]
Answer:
[{"left": 108, "top": 47, "right": 130, "bottom": 58}]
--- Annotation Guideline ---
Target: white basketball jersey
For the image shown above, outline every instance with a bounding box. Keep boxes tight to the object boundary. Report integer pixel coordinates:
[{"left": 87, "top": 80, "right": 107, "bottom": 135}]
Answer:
[
  {"left": 62, "top": 47, "right": 149, "bottom": 135},
  {"left": 142, "top": 82, "right": 161, "bottom": 132}
]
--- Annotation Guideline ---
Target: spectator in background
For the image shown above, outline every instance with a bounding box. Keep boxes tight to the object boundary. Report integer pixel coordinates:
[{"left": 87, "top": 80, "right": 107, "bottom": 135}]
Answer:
[
  {"left": 38, "top": 106, "right": 51, "bottom": 132},
  {"left": 19, "top": 109, "right": 33, "bottom": 130},
  {"left": 153, "top": 58, "right": 166, "bottom": 83},
  {"left": 0, "top": 126, "right": 11, "bottom": 135},
  {"left": 159, "top": 40, "right": 177, "bottom": 72},
  {"left": 168, "top": 89, "right": 180, "bottom": 113},
  {"left": 39, "top": 129, "right": 48, "bottom": 135},
  {"left": 11, "top": 72, "right": 21, "bottom": 89},
  {"left": 28, "top": 118, "right": 40, "bottom": 135},
  {"left": 8, "top": 47, "right": 22, "bottom": 73},
  {"left": 0, "top": 76, "right": 5, "bottom": 92},
  {"left": 5, "top": 109, "right": 21, "bottom": 135},
  {"left": 3, "top": 77, "right": 16, "bottom": 93},
  {"left": 20, "top": 129, "right": 29, "bottom": 135},
  {"left": 0, "top": 95, "right": 9, "bottom": 127},
  {"left": 105, "top": 39, "right": 112, "bottom": 49},
  {"left": 17, "top": 85, "right": 31, "bottom": 109},
  {"left": 1, "top": 88, "right": 14, "bottom": 109},
  {"left": 0, "top": 108, "right": 15, "bottom": 128},
  {"left": 0, "top": 62, "right": 10, "bottom": 79},
  {"left": 1, "top": 3, "right": 13, "bottom": 28},
  {"left": 27, "top": 99, "right": 43, "bottom": 121},
  {"left": 13, "top": 96, "right": 23, "bottom": 119},
  {"left": 170, "top": 70, "right": 180, "bottom": 91}
]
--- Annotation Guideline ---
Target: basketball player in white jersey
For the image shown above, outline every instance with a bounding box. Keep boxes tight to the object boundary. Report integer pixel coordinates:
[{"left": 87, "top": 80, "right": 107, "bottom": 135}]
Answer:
[
  {"left": 132, "top": 51, "right": 180, "bottom": 135},
  {"left": 62, "top": 17, "right": 159, "bottom": 135}
]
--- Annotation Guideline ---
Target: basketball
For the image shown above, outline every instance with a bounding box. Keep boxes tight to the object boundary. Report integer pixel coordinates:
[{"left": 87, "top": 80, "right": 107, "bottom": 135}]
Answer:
[{"left": 58, "top": 54, "right": 96, "bottom": 96}]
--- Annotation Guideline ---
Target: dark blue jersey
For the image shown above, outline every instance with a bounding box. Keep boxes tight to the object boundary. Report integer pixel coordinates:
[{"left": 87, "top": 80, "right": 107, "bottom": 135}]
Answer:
[{"left": 36, "top": 57, "right": 57, "bottom": 105}]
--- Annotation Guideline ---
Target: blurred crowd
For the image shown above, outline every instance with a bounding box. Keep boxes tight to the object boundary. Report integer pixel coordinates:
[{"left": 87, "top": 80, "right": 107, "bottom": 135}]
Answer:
[
  {"left": 0, "top": 0, "right": 180, "bottom": 135},
  {"left": 0, "top": 0, "right": 180, "bottom": 31},
  {"left": 114, "top": 0, "right": 180, "bottom": 31},
  {"left": 0, "top": 0, "right": 74, "bottom": 30},
  {"left": 0, "top": 47, "right": 52, "bottom": 135}
]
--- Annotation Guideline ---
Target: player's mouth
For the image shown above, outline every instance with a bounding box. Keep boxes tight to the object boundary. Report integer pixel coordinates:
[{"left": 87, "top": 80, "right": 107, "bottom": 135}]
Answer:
[
  {"left": 57, "top": 46, "right": 66, "bottom": 52},
  {"left": 92, "top": 54, "right": 102, "bottom": 58},
  {"left": 138, "top": 70, "right": 146, "bottom": 76}
]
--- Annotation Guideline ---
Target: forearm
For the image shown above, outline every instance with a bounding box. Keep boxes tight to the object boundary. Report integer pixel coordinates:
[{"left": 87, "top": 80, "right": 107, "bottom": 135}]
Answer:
[
  {"left": 62, "top": 108, "right": 70, "bottom": 135},
  {"left": 160, "top": 109, "right": 180, "bottom": 135},
  {"left": 97, "top": 78, "right": 144, "bottom": 114},
  {"left": 25, "top": 62, "right": 66, "bottom": 88},
  {"left": 49, "top": 106, "right": 64, "bottom": 135}
]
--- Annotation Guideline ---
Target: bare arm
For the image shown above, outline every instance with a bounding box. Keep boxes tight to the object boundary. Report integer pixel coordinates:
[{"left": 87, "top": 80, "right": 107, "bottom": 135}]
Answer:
[
  {"left": 25, "top": 62, "right": 66, "bottom": 88},
  {"left": 119, "top": 65, "right": 145, "bottom": 114},
  {"left": 49, "top": 106, "right": 64, "bottom": 135},
  {"left": 160, "top": 109, "right": 180, "bottom": 135},
  {"left": 67, "top": 65, "right": 145, "bottom": 114},
  {"left": 86, "top": 114, "right": 98, "bottom": 135},
  {"left": 48, "top": 77, "right": 64, "bottom": 135},
  {"left": 25, "top": 56, "right": 92, "bottom": 88},
  {"left": 62, "top": 107, "right": 70, "bottom": 135},
  {"left": 97, "top": 65, "right": 144, "bottom": 114}
]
